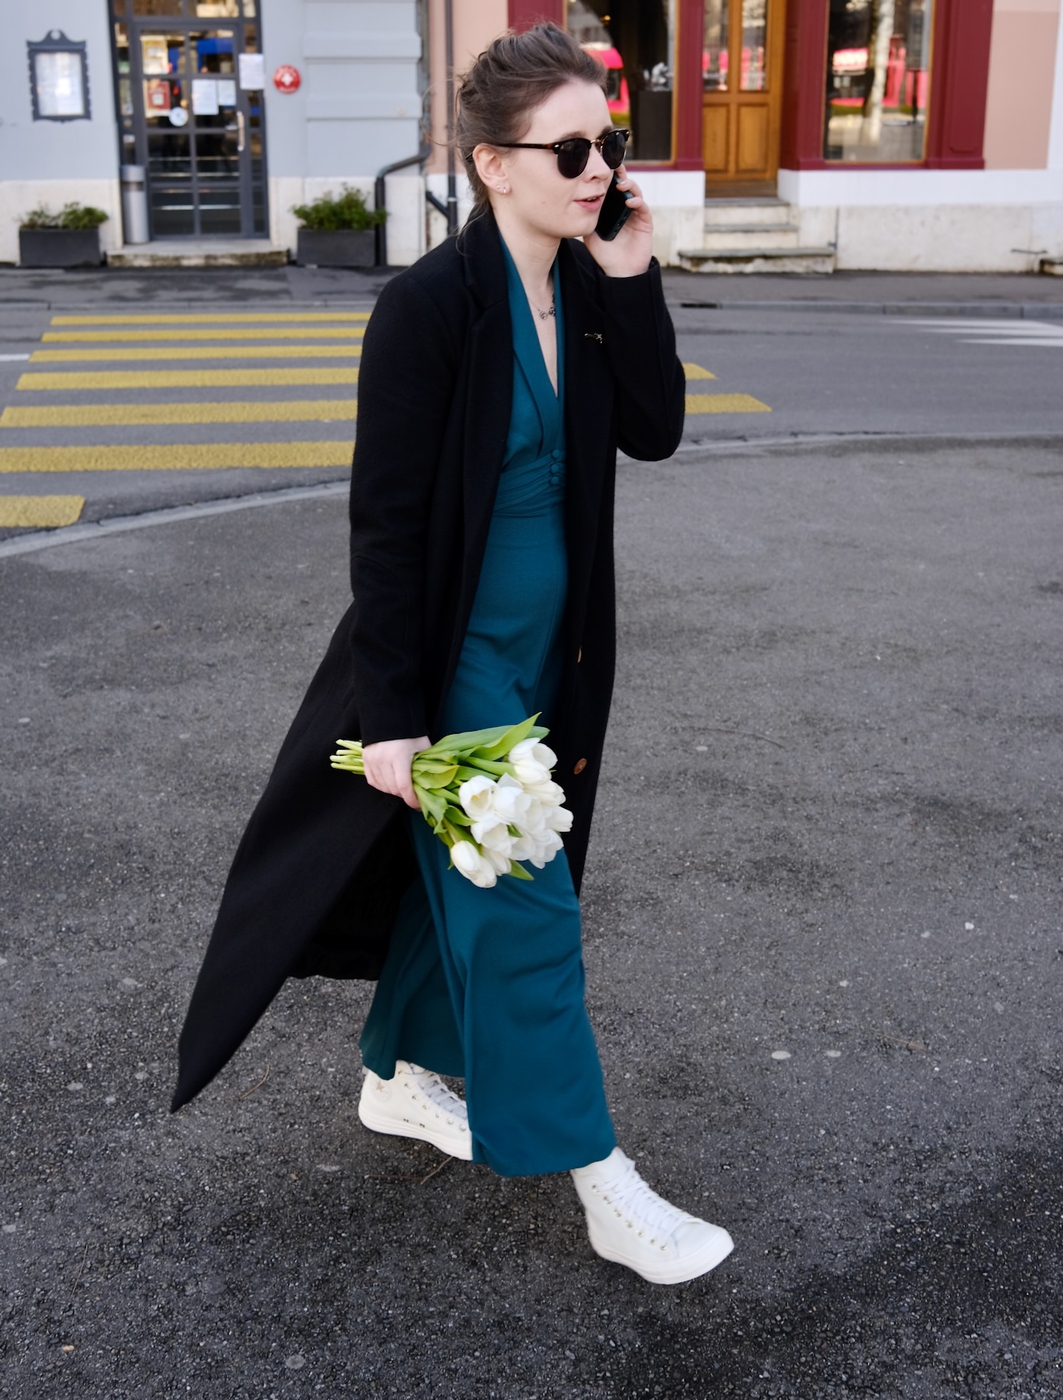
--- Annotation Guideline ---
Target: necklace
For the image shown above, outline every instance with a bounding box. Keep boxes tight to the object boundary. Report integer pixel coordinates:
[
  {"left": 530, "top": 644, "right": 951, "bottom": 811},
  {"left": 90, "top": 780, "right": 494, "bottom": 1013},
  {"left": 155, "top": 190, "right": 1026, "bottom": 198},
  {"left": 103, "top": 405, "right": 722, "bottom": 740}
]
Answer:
[{"left": 531, "top": 295, "right": 555, "bottom": 321}]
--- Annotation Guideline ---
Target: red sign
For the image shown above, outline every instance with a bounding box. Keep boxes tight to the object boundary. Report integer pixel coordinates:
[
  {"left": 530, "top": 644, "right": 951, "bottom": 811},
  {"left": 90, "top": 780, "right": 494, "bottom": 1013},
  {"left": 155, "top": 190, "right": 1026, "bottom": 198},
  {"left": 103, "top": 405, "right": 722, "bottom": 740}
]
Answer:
[{"left": 273, "top": 65, "right": 301, "bottom": 94}]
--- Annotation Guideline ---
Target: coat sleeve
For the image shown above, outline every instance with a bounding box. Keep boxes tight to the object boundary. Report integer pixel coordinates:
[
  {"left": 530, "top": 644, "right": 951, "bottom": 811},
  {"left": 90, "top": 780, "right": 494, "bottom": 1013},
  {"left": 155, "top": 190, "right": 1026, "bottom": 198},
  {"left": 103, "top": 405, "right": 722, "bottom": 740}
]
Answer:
[
  {"left": 347, "top": 270, "right": 459, "bottom": 744},
  {"left": 595, "top": 258, "right": 685, "bottom": 461}
]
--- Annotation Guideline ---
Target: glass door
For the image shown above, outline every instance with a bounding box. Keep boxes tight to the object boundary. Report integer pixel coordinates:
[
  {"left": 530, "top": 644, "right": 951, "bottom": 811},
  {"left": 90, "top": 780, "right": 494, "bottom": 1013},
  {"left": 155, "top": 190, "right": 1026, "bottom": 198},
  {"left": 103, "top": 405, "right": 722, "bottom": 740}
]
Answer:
[
  {"left": 702, "top": 0, "right": 785, "bottom": 189},
  {"left": 113, "top": 8, "right": 266, "bottom": 238}
]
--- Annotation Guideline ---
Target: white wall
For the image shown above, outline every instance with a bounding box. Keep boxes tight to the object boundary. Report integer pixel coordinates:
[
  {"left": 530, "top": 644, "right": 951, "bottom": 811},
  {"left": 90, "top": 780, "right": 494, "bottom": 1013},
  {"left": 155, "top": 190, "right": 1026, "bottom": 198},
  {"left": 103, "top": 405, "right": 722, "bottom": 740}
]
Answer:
[
  {"left": 266, "top": 0, "right": 426, "bottom": 260},
  {"left": 0, "top": 0, "right": 121, "bottom": 262},
  {"left": 779, "top": 168, "right": 1063, "bottom": 270}
]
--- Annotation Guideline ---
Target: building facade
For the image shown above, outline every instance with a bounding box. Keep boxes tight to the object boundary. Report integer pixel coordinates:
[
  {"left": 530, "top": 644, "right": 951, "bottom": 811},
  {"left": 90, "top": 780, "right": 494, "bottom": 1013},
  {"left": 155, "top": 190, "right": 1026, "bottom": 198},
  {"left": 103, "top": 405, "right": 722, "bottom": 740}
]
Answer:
[{"left": 2, "top": 0, "right": 1061, "bottom": 271}]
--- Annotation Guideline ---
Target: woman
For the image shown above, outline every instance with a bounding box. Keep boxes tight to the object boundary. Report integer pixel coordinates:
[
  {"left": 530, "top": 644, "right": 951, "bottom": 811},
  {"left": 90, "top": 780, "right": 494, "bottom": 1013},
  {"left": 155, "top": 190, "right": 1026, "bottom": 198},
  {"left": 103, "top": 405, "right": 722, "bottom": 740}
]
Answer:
[{"left": 173, "top": 23, "right": 733, "bottom": 1286}]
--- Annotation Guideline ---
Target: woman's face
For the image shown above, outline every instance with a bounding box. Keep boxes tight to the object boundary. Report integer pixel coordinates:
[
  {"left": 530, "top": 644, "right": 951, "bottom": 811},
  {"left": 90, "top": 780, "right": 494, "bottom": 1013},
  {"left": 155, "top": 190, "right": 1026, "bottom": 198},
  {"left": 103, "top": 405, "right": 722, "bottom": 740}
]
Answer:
[{"left": 478, "top": 79, "right": 618, "bottom": 241}]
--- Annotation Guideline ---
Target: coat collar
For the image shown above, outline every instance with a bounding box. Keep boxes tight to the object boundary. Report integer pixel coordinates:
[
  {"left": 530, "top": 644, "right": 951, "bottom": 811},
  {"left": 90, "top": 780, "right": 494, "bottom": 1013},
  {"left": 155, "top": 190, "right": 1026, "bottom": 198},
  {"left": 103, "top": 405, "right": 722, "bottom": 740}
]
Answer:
[
  {"left": 459, "top": 207, "right": 592, "bottom": 319},
  {"left": 458, "top": 208, "right": 509, "bottom": 309}
]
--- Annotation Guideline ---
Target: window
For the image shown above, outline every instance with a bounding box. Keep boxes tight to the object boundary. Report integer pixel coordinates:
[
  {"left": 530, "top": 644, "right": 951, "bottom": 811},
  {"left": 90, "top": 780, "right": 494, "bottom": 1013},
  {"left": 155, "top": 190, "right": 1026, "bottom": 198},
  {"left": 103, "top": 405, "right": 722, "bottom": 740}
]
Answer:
[
  {"left": 567, "top": 0, "right": 676, "bottom": 162},
  {"left": 28, "top": 32, "right": 91, "bottom": 121},
  {"left": 824, "top": 0, "right": 932, "bottom": 162}
]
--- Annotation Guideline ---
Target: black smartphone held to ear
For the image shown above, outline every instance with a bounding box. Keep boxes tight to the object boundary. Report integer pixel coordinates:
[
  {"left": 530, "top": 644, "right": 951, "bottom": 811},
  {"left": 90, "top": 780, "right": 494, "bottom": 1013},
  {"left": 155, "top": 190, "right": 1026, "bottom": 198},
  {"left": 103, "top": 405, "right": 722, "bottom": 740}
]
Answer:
[{"left": 594, "top": 172, "right": 633, "bottom": 242}]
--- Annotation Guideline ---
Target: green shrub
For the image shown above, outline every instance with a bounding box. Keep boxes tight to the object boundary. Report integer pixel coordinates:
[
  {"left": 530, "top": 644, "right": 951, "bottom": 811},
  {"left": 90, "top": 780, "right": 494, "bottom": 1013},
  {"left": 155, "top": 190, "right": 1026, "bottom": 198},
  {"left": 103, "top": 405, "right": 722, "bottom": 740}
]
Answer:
[
  {"left": 20, "top": 203, "right": 109, "bottom": 230},
  {"left": 291, "top": 186, "right": 386, "bottom": 232}
]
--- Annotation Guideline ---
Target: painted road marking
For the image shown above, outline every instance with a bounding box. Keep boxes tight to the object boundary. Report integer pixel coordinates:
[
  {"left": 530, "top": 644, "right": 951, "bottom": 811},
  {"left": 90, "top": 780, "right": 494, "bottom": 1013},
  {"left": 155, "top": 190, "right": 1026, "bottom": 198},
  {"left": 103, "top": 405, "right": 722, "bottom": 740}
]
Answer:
[
  {"left": 0, "top": 442, "right": 352, "bottom": 473},
  {"left": 0, "top": 355, "right": 32, "bottom": 362},
  {"left": 686, "top": 393, "right": 771, "bottom": 414},
  {"left": 18, "top": 368, "right": 360, "bottom": 391},
  {"left": 683, "top": 363, "right": 717, "bottom": 379},
  {"left": 30, "top": 345, "right": 362, "bottom": 363},
  {"left": 50, "top": 312, "right": 371, "bottom": 325},
  {"left": 0, "top": 494, "right": 85, "bottom": 527},
  {"left": 43, "top": 327, "right": 366, "bottom": 342},
  {"left": 903, "top": 318, "right": 1063, "bottom": 348},
  {"left": 2, "top": 400, "right": 356, "bottom": 428}
]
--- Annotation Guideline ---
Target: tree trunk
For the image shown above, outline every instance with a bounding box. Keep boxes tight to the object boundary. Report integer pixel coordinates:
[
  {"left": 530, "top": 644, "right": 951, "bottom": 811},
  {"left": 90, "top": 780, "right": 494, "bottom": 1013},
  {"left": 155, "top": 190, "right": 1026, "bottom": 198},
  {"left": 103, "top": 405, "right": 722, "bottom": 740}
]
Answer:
[{"left": 861, "top": 0, "right": 895, "bottom": 146}]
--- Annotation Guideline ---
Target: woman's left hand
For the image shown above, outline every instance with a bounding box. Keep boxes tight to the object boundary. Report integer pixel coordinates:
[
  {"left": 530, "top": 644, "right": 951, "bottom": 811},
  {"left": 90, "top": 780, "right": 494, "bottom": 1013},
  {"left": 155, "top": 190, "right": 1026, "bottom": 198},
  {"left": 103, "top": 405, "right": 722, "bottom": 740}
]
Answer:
[{"left": 583, "top": 168, "right": 653, "bottom": 279}]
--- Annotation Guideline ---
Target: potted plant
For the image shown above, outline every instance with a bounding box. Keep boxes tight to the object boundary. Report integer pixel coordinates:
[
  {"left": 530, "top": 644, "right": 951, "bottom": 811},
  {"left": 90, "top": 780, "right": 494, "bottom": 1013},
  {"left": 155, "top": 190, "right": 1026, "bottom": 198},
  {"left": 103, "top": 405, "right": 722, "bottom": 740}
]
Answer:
[
  {"left": 19, "top": 203, "right": 108, "bottom": 268},
  {"left": 292, "top": 186, "right": 386, "bottom": 268}
]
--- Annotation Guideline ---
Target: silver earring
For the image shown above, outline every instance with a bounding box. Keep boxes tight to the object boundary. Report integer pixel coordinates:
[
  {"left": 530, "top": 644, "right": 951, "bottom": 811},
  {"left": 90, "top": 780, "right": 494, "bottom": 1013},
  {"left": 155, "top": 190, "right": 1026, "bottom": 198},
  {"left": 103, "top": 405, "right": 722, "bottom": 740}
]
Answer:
[{"left": 498, "top": 184, "right": 508, "bottom": 194}]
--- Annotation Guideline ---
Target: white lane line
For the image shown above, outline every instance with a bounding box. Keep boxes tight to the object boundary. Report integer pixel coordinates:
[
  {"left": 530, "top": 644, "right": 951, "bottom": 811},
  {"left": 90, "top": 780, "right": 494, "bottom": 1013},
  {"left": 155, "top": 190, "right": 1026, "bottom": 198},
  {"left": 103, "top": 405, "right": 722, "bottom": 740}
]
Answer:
[
  {"left": 903, "top": 318, "right": 1063, "bottom": 346},
  {"left": 0, "top": 354, "right": 32, "bottom": 361},
  {"left": 0, "top": 479, "right": 348, "bottom": 559},
  {"left": 963, "top": 338, "right": 1063, "bottom": 347}
]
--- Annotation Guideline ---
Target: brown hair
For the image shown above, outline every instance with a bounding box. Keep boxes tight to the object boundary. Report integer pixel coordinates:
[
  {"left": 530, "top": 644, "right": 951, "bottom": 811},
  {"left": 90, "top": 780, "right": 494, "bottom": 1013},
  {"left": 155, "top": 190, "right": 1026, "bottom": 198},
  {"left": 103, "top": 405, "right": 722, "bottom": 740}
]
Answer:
[{"left": 455, "top": 22, "right": 608, "bottom": 211}]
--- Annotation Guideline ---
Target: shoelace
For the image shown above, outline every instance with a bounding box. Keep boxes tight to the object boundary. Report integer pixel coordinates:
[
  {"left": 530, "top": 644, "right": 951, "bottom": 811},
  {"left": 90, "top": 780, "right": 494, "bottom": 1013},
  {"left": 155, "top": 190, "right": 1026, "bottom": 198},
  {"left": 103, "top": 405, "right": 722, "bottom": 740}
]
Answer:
[
  {"left": 597, "top": 1160, "right": 691, "bottom": 1238},
  {"left": 401, "top": 1063, "right": 468, "bottom": 1123}
]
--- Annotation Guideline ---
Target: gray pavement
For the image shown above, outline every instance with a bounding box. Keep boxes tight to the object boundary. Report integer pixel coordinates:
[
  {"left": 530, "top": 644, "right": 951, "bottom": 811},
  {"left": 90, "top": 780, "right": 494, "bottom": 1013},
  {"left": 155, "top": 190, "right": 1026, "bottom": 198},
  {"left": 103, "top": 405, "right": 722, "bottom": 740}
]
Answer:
[
  {"left": 3, "top": 424, "right": 1061, "bottom": 1397},
  {"left": 3, "top": 265, "right": 1062, "bottom": 543}
]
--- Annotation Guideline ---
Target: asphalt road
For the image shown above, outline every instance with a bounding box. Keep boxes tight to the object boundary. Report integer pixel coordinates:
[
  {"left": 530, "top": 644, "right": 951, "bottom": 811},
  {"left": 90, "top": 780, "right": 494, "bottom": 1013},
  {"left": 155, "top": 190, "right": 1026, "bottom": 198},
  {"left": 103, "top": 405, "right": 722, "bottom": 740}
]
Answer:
[
  {"left": 2, "top": 268, "right": 1062, "bottom": 1399},
  {"left": 2, "top": 265, "right": 1062, "bottom": 537}
]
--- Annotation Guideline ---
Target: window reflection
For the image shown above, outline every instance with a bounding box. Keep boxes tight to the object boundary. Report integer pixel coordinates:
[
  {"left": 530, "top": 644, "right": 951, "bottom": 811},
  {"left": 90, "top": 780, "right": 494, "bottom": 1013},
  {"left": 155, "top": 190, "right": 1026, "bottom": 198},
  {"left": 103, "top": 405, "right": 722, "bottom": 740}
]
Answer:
[
  {"left": 740, "top": 0, "right": 767, "bottom": 91},
  {"left": 568, "top": 0, "right": 675, "bottom": 162},
  {"left": 703, "top": 0, "right": 729, "bottom": 92},
  {"left": 133, "top": 0, "right": 188, "bottom": 15},
  {"left": 824, "top": 0, "right": 932, "bottom": 162}
]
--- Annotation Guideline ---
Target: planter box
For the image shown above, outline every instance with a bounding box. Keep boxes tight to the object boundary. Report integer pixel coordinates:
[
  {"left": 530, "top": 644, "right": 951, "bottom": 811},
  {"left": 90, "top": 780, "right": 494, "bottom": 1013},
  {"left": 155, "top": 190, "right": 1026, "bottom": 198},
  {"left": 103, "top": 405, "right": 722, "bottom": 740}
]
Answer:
[
  {"left": 296, "top": 228, "right": 377, "bottom": 268},
  {"left": 19, "top": 228, "right": 103, "bottom": 268}
]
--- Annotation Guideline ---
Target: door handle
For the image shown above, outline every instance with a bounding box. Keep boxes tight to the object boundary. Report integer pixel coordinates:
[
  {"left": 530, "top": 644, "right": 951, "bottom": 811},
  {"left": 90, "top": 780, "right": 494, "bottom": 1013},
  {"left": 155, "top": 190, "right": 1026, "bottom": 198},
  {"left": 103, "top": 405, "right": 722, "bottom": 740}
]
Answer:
[{"left": 236, "top": 109, "right": 245, "bottom": 153}]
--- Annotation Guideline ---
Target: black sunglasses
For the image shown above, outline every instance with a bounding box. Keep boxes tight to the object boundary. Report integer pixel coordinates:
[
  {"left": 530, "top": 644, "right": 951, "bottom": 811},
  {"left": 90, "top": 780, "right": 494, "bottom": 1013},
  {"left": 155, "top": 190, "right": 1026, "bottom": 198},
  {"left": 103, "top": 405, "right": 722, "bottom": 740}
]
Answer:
[{"left": 492, "top": 128, "right": 630, "bottom": 180}]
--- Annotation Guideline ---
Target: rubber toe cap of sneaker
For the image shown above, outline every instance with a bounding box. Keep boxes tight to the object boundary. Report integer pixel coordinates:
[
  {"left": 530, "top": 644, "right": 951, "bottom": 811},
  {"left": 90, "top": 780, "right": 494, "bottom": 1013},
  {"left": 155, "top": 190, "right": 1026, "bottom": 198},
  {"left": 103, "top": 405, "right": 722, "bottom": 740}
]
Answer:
[{"left": 673, "top": 1220, "right": 735, "bottom": 1273}]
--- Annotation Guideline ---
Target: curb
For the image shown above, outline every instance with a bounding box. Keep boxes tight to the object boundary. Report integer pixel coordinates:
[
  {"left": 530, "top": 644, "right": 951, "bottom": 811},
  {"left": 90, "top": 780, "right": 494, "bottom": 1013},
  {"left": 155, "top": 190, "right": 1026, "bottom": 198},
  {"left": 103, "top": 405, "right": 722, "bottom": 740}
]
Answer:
[{"left": 671, "top": 300, "right": 1063, "bottom": 318}]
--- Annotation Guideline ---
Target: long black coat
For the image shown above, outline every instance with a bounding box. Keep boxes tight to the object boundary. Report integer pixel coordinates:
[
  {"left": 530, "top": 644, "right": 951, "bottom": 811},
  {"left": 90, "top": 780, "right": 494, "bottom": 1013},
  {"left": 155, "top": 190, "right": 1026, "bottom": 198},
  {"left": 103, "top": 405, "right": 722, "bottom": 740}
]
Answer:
[{"left": 172, "top": 211, "right": 685, "bottom": 1111}]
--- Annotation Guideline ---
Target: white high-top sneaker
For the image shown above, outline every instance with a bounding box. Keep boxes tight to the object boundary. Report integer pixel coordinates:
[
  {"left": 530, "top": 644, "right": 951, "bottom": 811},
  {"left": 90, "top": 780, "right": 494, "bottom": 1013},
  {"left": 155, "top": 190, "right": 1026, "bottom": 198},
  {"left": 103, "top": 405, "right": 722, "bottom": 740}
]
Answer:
[
  {"left": 358, "top": 1060, "right": 473, "bottom": 1160},
  {"left": 571, "top": 1148, "right": 734, "bottom": 1284}
]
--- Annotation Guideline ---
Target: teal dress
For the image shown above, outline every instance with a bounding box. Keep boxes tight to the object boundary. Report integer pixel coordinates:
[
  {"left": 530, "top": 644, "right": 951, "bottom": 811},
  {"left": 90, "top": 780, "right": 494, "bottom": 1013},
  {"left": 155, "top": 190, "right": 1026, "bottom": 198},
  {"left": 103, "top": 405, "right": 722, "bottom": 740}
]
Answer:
[{"left": 360, "top": 243, "right": 617, "bottom": 1177}]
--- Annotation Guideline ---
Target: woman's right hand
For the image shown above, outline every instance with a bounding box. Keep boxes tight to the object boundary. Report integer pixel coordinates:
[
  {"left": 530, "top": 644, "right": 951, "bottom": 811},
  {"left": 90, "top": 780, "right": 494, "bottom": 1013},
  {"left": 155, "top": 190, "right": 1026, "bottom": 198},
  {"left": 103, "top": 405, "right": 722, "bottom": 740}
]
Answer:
[{"left": 361, "top": 736, "right": 430, "bottom": 809}]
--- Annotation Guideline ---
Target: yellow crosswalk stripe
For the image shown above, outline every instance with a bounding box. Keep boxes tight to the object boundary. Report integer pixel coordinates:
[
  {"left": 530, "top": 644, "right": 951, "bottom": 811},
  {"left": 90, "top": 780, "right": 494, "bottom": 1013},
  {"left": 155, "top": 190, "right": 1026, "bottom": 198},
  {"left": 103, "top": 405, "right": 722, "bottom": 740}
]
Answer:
[
  {"left": 0, "top": 494, "right": 85, "bottom": 526},
  {"left": 683, "top": 363, "right": 717, "bottom": 379},
  {"left": 30, "top": 345, "right": 362, "bottom": 363},
  {"left": 43, "top": 327, "right": 366, "bottom": 342},
  {"left": 686, "top": 392, "right": 767, "bottom": 411},
  {"left": 50, "top": 312, "right": 371, "bottom": 325},
  {"left": 0, "top": 442, "right": 353, "bottom": 474},
  {"left": 2, "top": 400, "right": 356, "bottom": 428},
  {"left": 686, "top": 393, "right": 771, "bottom": 414},
  {"left": 17, "top": 368, "right": 360, "bottom": 391}
]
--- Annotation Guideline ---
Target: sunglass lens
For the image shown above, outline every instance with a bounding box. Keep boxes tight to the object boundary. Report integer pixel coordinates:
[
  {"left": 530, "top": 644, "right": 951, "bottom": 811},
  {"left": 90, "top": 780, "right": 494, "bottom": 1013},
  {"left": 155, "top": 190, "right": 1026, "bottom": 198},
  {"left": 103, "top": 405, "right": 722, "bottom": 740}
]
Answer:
[
  {"left": 602, "top": 131, "right": 628, "bottom": 169},
  {"left": 556, "top": 139, "right": 590, "bottom": 179}
]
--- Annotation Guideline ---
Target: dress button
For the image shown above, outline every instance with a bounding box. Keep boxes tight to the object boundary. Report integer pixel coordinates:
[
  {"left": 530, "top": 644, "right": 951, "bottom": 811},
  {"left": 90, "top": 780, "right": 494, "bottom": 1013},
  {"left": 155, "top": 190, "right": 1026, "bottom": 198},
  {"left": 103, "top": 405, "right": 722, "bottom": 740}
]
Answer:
[
  {"left": 551, "top": 449, "right": 562, "bottom": 460},
  {"left": 573, "top": 757, "right": 588, "bottom": 775}
]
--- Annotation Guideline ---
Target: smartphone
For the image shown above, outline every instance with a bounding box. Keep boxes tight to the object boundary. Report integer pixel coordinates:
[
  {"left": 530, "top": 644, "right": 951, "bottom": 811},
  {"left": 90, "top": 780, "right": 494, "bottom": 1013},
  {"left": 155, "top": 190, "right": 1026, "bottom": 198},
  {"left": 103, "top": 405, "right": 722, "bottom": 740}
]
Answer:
[{"left": 594, "top": 172, "right": 633, "bottom": 242}]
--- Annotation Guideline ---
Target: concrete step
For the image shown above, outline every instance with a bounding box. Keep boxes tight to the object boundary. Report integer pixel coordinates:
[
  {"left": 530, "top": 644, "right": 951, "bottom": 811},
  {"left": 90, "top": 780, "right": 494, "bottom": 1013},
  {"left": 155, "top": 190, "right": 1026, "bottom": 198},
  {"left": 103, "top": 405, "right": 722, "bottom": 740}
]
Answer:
[
  {"left": 1040, "top": 257, "right": 1063, "bottom": 277},
  {"left": 704, "top": 196, "right": 794, "bottom": 228},
  {"left": 700, "top": 225, "right": 801, "bottom": 251},
  {"left": 677, "top": 245, "right": 836, "bottom": 275},
  {"left": 107, "top": 239, "right": 289, "bottom": 268}
]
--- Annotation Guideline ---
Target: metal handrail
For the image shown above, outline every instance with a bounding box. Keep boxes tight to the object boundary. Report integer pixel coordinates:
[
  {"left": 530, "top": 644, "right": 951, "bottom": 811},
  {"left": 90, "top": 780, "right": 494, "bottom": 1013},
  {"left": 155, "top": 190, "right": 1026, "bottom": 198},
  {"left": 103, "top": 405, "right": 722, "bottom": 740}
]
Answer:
[{"left": 374, "top": 145, "right": 430, "bottom": 267}]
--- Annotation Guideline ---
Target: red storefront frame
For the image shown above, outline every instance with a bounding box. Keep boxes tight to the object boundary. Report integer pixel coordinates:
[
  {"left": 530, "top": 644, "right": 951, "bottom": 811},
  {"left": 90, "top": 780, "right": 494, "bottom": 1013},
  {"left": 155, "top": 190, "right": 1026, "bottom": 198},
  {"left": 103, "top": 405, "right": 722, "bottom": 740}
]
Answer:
[
  {"left": 510, "top": 0, "right": 994, "bottom": 175},
  {"left": 508, "top": 0, "right": 702, "bottom": 170}
]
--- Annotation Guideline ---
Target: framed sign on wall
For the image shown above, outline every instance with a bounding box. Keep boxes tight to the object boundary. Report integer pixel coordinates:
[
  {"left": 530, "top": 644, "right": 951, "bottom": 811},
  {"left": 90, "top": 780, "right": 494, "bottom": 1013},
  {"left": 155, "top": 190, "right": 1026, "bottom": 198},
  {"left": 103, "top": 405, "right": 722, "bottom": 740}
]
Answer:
[{"left": 28, "top": 30, "right": 91, "bottom": 122}]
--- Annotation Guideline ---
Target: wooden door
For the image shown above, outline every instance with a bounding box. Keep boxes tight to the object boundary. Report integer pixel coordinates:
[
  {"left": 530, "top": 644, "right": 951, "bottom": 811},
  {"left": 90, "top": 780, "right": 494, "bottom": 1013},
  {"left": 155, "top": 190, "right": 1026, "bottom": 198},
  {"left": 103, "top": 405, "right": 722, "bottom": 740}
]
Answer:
[{"left": 702, "top": 0, "right": 787, "bottom": 189}]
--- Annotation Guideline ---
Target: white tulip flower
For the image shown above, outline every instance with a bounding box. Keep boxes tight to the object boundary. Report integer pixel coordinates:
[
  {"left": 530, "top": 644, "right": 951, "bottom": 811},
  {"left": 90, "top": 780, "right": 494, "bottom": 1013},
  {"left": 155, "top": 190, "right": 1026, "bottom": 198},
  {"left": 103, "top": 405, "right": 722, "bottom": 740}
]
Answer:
[
  {"left": 458, "top": 774, "right": 497, "bottom": 820},
  {"left": 451, "top": 838, "right": 498, "bottom": 888}
]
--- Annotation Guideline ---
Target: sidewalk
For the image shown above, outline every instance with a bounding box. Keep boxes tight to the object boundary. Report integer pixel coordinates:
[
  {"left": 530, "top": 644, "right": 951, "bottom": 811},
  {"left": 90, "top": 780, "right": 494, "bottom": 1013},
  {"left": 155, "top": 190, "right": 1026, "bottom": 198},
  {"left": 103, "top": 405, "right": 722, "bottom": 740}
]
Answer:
[{"left": 4, "top": 261, "right": 1063, "bottom": 314}]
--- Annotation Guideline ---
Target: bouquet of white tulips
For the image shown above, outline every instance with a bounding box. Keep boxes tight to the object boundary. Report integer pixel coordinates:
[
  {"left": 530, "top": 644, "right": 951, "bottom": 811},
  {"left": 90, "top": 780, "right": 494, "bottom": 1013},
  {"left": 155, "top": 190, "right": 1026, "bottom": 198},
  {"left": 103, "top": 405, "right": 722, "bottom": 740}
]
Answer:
[{"left": 330, "top": 715, "right": 573, "bottom": 888}]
